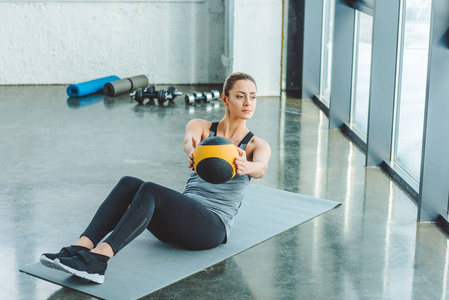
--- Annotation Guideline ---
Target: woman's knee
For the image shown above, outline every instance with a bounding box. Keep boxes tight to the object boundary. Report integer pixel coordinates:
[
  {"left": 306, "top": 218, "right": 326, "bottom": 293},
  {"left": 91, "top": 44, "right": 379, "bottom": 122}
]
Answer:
[
  {"left": 119, "top": 176, "right": 143, "bottom": 186},
  {"left": 133, "top": 182, "right": 159, "bottom": 211},
  {"left": 138, "top": 182, "right": 160, "bottom": 195},
  {"left": 117, "top": 176, "right": 146, "bottom": 194}
]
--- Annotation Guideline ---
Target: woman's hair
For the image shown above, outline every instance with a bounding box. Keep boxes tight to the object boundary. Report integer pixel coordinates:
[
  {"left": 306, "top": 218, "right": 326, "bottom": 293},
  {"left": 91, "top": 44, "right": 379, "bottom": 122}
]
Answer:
[{"left": 223, "top": 72, "right": 257, "bottom": 96}]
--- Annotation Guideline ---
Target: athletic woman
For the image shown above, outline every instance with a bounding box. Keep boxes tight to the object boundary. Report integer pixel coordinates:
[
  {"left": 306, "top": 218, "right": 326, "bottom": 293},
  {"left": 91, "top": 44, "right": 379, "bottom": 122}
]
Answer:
[{"left": 40, "top": 72, "right": 271, "bottom": 283}]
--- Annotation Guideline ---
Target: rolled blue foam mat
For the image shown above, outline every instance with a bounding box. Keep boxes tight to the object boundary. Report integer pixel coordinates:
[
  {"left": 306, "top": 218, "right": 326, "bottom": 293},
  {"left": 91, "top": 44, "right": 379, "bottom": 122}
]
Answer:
[{"left": 66, "top": 75, "right": 120, "bottom": 97}]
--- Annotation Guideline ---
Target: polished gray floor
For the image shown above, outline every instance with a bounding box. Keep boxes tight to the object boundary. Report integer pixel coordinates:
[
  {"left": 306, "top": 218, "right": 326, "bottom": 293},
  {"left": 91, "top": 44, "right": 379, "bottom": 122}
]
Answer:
[{"left": 1, "top": 85, "right": 448, "bottom": 300}]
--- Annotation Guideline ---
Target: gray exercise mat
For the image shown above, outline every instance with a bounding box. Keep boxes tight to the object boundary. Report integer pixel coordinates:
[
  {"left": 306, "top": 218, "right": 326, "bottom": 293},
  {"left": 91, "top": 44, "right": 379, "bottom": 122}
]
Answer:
[
  {"left": 103, "top": 75, "right": 149, "bottom": 97},
  {"left": 20, "top": 184, "right": 340, "bottom": 300}
]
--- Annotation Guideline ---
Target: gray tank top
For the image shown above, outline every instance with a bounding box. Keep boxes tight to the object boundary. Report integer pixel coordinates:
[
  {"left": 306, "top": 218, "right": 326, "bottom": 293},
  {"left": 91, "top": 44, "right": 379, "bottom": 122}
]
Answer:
[{"left": 182, "top": 122, "right": 254, "bottom": 241}]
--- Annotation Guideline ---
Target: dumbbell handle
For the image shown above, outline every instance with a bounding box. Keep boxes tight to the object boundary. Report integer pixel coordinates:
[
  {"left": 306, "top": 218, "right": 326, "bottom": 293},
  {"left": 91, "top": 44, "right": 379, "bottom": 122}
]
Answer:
[
  {"left": 130, "top": 87, "right": 156, "bottom": 97},
  {"left": 164, "top": 89, "right": 182, "bottom": 101},
  {"left": 167, "top": 90, "right": 182, "bottom": 97}
]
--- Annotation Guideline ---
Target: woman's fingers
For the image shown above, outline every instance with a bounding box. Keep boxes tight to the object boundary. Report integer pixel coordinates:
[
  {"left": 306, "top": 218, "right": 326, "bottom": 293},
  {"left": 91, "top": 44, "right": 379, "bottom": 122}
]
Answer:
[
  {"left": 234, "top": 147, "right": 248, "bottom": 175},
  {"left": 188, "top": 138, "right": 197, "bottom": 170},
  {"left": 236, "top": 146, "right": 245, "bottom": 157}
]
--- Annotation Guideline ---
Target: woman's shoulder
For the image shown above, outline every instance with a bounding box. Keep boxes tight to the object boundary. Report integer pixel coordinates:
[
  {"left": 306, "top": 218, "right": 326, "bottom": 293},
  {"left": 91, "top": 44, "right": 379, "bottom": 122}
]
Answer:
[
  {"left": 247, "top": 134, "right": 271, "bottom": 154},
  {"left": 186, "top": 118, "right": 212, "bottom": 132},
  {"left": 185, "top": 119, "right": 213, "bottom": 141},
  {"left": 186, "top": 118, "right": 211, "bottom": 128}
]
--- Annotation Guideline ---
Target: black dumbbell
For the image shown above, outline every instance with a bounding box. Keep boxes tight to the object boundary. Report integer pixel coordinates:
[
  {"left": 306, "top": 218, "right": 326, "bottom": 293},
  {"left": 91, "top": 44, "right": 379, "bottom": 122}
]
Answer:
[
  {"left": 184, "top": 90, "right": 220, "bottom": 105},
  {"left": 131, "top": 85, "right": 182, "bottom": 105},
  {"left": 131, "top": 85, "right": 158, "bottom": 105},
  {"left": 157, "top": 86, "right": 183, "bottom": 105}
]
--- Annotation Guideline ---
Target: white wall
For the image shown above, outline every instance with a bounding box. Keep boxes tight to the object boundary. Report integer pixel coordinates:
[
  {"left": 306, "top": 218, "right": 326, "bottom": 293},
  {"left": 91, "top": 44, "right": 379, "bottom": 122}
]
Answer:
[
  {"left": 229, "top": 0, "right": 283, "bottom": 96},
  {"left": 0, "top": 1, "right": 225, "bottom": 85}
]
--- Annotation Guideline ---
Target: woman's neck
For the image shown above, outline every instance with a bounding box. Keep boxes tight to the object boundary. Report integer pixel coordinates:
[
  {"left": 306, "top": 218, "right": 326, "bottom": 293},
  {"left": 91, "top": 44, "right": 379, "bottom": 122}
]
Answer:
[{"left": 217, "top": 117, "right": 248, "bottom": 144}]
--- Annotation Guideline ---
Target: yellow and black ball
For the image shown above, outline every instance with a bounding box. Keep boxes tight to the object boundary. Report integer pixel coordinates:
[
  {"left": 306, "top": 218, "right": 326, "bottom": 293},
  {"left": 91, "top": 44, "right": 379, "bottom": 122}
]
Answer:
[{"left": 193, "top": 136, "right": 239, "bottom": 184}]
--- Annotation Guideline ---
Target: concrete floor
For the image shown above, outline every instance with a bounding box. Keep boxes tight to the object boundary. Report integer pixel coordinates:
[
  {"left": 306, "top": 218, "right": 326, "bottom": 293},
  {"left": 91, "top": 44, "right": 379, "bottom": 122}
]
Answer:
[{"left": 1, "top": 85, "right": 448, "bottom": 300}]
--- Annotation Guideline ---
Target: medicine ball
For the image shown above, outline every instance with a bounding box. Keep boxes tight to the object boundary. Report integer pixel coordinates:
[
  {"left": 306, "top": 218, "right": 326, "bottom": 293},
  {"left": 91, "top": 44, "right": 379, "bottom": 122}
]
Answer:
[{"left": 193, "top": 136, "right": 239, "bottom": 184}]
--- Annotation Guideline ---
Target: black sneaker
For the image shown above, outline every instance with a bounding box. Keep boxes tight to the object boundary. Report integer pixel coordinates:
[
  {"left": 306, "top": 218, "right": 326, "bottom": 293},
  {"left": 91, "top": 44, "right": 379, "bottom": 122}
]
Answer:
[
  {"left": 55, "top": 251, "right": 109, "bottom": 284},
  {"left": 40, "top": 245, "right": 89, "bottom": 270}
]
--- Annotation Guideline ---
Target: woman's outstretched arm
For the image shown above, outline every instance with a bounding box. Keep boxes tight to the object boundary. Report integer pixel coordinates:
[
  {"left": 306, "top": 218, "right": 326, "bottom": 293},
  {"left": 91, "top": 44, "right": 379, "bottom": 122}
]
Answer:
[
  {"left": 235, "top": 137, "right": 271, "bottom": 179},
  {"left": 183, "top": 119, "right": 210, "bottom": 170}
]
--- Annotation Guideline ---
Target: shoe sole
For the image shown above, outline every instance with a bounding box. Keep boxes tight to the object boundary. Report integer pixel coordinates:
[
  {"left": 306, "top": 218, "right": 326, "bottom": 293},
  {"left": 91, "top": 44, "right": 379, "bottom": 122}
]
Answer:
[
  {"left": 54, "top": 258, "right": 105, "bottom": 284},
  {"left": 39, "top": 255, "right": 66, "bottom": 271}
]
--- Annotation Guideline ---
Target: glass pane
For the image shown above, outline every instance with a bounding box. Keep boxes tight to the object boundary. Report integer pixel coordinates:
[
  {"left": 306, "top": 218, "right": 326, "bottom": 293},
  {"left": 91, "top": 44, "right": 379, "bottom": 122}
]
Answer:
[
  {"left": 319, "top": 0, "right": 336, "bottom": 106},
  {"left": 394, "top": 0, "right": 431, "bottom": 181},
  {"left": 351, "top": 11, "right": 373, "bottom": 136}
]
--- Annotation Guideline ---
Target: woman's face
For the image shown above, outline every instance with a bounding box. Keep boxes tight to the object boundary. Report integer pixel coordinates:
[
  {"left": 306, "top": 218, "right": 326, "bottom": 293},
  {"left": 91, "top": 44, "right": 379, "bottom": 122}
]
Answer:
[{"left": 224, "top": 79, "right": 257, "bottom": 120}]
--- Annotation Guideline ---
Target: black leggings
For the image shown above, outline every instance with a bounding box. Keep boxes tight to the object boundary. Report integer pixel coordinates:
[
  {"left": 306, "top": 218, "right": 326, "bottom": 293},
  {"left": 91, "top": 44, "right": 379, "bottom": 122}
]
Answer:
[{"left": 81, "top": 176, "right": 226, "bottom": 254}]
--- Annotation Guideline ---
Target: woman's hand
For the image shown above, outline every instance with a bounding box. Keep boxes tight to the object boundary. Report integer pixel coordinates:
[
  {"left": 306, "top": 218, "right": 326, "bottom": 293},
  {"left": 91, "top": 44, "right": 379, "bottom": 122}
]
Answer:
[
  {"left": 234, "top": 147, "right": 250, "bottom": 176},
  {"left": 234, "top": 138, "right": 271, "bottom": 178},
  {"left": 188, "top": 137, "right": 198, "bottom": 171},
  {"left": 184, "top": 119, "right": 208, "bottom": 170}
]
